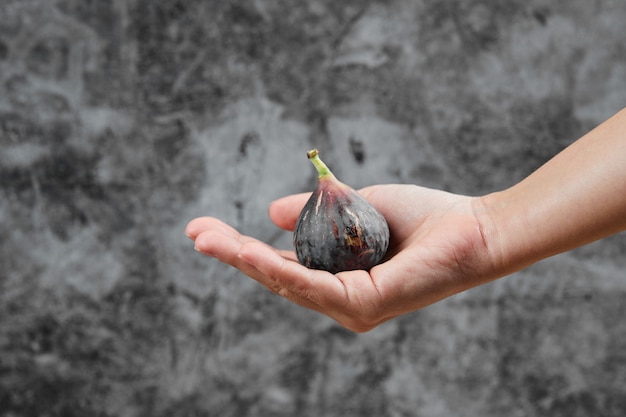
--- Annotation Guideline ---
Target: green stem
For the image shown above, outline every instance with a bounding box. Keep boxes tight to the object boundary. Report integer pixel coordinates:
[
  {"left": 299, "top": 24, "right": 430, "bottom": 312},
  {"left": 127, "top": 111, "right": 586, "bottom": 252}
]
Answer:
[{"left": 307, "top": 149, "right": 334, "bottom": 179}]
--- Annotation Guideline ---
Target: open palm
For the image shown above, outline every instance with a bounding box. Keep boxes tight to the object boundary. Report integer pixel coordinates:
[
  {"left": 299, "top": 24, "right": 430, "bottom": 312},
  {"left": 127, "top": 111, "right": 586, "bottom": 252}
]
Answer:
[{"left": 186, "top": 184, "right": 496, "bottom": 332}]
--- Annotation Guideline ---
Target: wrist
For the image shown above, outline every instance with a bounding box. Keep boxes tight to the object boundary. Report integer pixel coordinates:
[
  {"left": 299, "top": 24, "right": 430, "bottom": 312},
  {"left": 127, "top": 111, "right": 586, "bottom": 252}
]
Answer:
[
  {"left": 473, "top": 107, "right": 626, "bottom": 281},
  {"left": 473, "top": 190, "right": 536, "bottom": 279}
]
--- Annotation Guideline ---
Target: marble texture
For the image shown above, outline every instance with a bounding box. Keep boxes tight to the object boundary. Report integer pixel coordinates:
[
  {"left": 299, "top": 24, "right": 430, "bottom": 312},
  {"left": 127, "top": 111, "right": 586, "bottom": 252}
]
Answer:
[{"left": 1, "top": 0, "right": 625, "bottom": 415}]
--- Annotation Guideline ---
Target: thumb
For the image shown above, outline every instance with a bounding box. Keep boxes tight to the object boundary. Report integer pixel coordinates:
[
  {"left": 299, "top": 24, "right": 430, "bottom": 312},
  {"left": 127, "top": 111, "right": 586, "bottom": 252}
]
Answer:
[{"left": 269, "top": 192, "right": 311, "bottom": 231}]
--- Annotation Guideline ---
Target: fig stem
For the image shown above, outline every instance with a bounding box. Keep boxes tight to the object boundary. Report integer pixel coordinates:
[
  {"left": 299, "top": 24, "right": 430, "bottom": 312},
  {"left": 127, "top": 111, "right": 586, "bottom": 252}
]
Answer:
[{"left": 307, "top": 149, "right": 334, "bottom": 179}]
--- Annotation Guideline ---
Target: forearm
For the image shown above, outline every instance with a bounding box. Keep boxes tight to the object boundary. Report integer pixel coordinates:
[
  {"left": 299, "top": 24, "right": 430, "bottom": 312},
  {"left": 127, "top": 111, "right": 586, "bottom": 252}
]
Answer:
[{"left": 480, "top": 107, "right": 626, "bottom": 276}]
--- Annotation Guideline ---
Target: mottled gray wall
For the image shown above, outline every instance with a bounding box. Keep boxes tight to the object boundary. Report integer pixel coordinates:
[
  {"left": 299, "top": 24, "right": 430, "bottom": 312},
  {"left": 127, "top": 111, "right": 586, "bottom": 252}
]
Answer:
[{"left": 1, "top": 0, "right": 625, "bottom": 416}]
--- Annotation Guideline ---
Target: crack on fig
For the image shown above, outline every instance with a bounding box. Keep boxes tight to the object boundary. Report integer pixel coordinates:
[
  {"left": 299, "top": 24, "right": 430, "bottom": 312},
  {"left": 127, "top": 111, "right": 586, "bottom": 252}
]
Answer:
[{"left": 344, "top": 224, "right": 366, "bottom": 252}]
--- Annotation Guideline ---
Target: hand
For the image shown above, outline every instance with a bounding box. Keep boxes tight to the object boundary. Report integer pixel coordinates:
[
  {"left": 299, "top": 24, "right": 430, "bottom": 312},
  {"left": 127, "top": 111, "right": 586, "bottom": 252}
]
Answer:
[
  {"left": 186, "top": 109, "right": 626, "bottom": 332},
  {"left": 186, "top": 185, "right": 498, "bottom": 332}
]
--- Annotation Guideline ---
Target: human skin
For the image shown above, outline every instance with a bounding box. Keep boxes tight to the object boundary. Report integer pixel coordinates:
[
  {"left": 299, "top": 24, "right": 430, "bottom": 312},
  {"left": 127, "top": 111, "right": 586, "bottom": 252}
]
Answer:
[{"left": 186, "top": 107, "right": 626, "bottom": 333}]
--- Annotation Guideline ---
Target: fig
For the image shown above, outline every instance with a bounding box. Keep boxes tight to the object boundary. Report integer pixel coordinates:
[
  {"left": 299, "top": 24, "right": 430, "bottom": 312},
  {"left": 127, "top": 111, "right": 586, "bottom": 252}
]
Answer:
[{"left": 293, "top": 149, "right": 390, "bottom": 273}]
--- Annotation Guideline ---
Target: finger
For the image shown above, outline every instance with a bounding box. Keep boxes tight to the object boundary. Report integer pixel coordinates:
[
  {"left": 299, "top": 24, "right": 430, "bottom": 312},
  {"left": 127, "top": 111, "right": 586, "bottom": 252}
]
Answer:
[
  {"left": 185, "top": 216, "right": 240, "bottom": 240},
  {"left": 195, "top": 227, "right": 391, "bottom": 332},
  {"left": 193, "top": 218, "right": 259, "bottom": 263},
  {"left": 268, "top": 193, "right": 311, "bottom": 230},
  {"left": 241, "top": 244, "right": 395, "bottom": 332},
  {"left": 238, "top": 240, "right": 350, "bottom": 310},
  {"left": 211, "top": 237, "right": 339, "bottom": 314}
]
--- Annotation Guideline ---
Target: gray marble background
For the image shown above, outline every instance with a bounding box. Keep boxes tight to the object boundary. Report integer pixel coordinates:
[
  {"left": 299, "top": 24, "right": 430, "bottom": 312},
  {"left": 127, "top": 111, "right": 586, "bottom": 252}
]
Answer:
[{"left": 1, "top": 0, "right": 626, "bottom": 416}]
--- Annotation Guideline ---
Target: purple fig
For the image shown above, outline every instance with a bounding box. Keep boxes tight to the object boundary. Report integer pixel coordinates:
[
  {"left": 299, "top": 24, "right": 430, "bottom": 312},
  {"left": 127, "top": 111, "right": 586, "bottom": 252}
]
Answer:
[{"left": 293, "top": 149, "right": 390, "bottom": 273}]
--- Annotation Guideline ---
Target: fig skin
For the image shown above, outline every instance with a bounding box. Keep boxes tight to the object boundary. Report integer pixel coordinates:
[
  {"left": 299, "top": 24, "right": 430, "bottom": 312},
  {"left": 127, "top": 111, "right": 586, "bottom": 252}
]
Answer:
[{"left": 293, "top": 149, "right": 390, "bottom": 274}]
